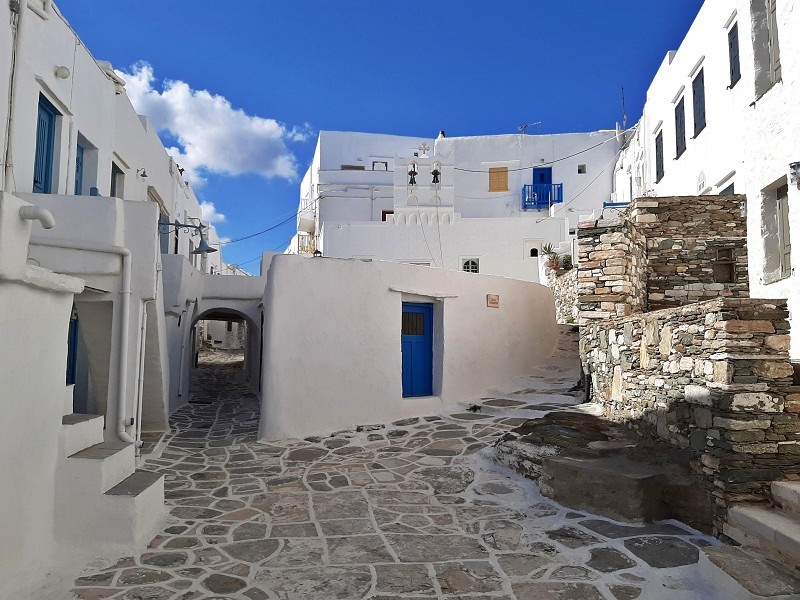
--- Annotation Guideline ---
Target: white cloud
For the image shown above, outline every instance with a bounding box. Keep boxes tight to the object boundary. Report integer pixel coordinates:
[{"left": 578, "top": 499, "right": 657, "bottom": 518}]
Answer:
[
  {"left": 200, "top": 201, "right": 226, "bottom": 224},
  {"left": 118, "top": 62, "right": 310, "bottom": 185}
]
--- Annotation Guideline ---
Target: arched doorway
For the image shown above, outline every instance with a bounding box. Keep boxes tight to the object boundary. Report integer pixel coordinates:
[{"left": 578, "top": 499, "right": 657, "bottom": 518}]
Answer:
[{"left": 186, "top": 307, "right": 261, "bottom": 405}]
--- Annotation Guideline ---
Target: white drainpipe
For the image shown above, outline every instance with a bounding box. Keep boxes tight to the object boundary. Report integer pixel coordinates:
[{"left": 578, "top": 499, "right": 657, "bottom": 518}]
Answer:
[
  {"left": 134, "top": 299, "right": 152, "bottom": 456},
  {"left": 30, "top": 238, "right": 139, "bottom": 445}
]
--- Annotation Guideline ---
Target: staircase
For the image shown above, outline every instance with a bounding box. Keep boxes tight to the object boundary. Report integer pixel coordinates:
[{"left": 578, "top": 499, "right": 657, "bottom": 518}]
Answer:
[{"left": 55, "top": 386, "right": 165, "bottom": 548}]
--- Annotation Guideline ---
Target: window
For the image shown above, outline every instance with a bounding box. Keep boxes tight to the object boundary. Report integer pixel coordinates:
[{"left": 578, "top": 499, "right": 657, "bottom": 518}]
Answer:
[
  {"left": 33, "top": 95, "right": 59, "bottom": 194},
  {"left": 713, "top": 248, "right": 735, "bottom": 283},
  {"left": 752, "top": 0, "right": 782, "bottom": 98},
  {"left": 462, "top": 258, "right": 479, "bottom": 273},
  {"left": 577, "top": 164, "right": 587, "bottom": 174},
  {"left": 488, "top": 167, "right": 509, "bottom": 192},
  {"left": 530, "top": 248, "right": 539, "bottom": 258},
  {"left": 402, "top": 312, "right": 425, "bottom": 336},
  {"left": 226, "top": 321, "right": 233, "bottom": 332},
  {"left": 692, "top": 69, "right": 706, "bottom": 137},
  {"left": 728, "top": 23, "right": 741, "bottom": 87},
  {"left": 675, "top": 98, "right": 686, "bottom": 158},
  {"left": 372, "top": 161, "right": 388, "bottom": 171},
  {"left": 110, "top": 162, "right": 124, "bottom": 198},
  {"left": 655, "top": 131, "right": 665, "bottom": 183},
  {"left": 777, "top": 184, "right": 791, "bottom": 279},
  {"left": 381, "top": 210, "right": 394, "bottom": 222}
]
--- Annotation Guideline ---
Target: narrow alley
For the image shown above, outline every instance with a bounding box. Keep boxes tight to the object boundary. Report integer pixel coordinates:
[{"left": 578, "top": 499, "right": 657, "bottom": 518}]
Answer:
[{"left": 67, "top": 329, "right": 730, "bottom": 600}]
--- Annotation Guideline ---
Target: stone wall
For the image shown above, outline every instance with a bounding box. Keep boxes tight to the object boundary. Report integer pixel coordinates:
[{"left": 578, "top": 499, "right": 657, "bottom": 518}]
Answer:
[
  {"left": 546, "top": 267, "right": 578, "bottom": 324},
  {"left": 577, "top": 195, "right": 749, "bottom": 324},
  {"left": 581, "top": 297, "right": 798, "bottom": 531}
]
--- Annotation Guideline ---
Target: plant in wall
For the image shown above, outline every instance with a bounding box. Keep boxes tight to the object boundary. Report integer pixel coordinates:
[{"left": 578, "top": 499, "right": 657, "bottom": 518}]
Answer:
[
  {"left": 561, "top": 254, "right": 574, "bottom": 271},
  {"left": 542, "top": 243, "right": 561, "bottom": 271}
]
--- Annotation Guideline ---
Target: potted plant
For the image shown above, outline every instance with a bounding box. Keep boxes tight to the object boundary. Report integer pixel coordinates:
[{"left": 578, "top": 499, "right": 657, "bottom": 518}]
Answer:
[{"left": 541, "top": 243, "right": 561, "bottom": 271}]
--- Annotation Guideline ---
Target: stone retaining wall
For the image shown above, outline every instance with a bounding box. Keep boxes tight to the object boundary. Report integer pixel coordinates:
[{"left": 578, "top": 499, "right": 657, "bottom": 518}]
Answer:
[
  {"left": 581, "top": 297, "right": 798, "bottom": 531},
  {"left": 546, "top": 267, "right": 578, "bottom": 324}
]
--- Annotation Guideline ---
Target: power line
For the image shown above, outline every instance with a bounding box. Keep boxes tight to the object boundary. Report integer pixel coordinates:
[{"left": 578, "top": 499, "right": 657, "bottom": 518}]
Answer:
[{"left": 452, "top": 128, "right": 632, "bottom": 174}]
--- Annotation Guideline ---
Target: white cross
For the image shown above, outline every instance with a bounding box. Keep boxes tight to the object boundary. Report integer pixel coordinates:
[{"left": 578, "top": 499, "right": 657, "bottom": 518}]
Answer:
[{"left": 419, "top": 142, "right": 430, "bottom": 155}]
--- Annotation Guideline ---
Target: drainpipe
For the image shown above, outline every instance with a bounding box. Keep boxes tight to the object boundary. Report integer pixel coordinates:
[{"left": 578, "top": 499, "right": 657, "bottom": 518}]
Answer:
[
  {"left": 19, "top": 205, "right": 56, "bottom": 229},
  {"left": 29, "top": 238, "right": 138, "bottom": 445},
  {"left": 134, "top": 299, "right": 151, "bottom": 456},
  {"left": 3, "top": 0, "right": 23, "bottom": 192}
]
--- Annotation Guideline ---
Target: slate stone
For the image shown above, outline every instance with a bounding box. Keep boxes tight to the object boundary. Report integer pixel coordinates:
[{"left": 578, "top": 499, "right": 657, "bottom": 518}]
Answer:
[
  {"left": 327, "top": 535, "right": 394, "bottom": 564},
  {"left": 586, "top": 547, "right": 636, "bottom": 572},
  {"left": 286, "top": 447, "right": 328, "bottom": 461},
  {"left": 375, "top": 563, "right": 435, "bottom": 594},
  {"left": 415, "top": 466, "right": 475, "bottom": 494},
  {"left": 117, "top": 568, "right": 172, "bottom": 586},
  {"left": 552, "top": 565, "right": 597, "bottom": 580},
  {"left": 386, "top": 534, "right": 488, "bottom": 562},
  {"left": 254, "top": 566, "right": 372, "bottom": 598},
  {"left": 271, "top": 522, "right": 319, "bottom": 538},
  {"left": 232, "top": 522, "right": 267, "bottom": 541},
  {"left": 201, "top": 574, "right": 247, "bottom": 594},
  {"left": 141, "top": 552, "right": 189, "bottom": 568},
  {"left": 546, "top": 526, "right": 601, "bottom": 549},
  {"left": 435, "top": 561, "right": 504, "bottom": 594},
  {"left": 511, "top": 582, "right": 605, "bottom": 599},
  {"left": 623, "top": 536, "right": 699, "bottom": 568},
  {"left": 580, "top": 519, "right": 690, "bottom": 539},
  {"left": 496, "top": 553, "right": 552, "bottom": 577},
  {"left": 120, "top": 586, "right": 174, "bottom": 600},
  {"left": 221, "top": 539, "right": 280, "bottom": 563},
  {"left": 609, "top": 585, "right": 643, "bottom": 600}
]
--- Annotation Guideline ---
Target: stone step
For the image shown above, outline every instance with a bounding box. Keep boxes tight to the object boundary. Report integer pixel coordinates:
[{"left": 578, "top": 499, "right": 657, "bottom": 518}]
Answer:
[
  {"left": 62, "top": 442, "right": 136, "bottom": 493},
  {"left": 63, "top": 384, "right": 75, "bottom": 416},
  {"left": 772, "top": 481, "right": 800, "bottom": 515},
  {"left": 540, "top": 454, "right": 666, "bottom": 522},
  {"left": 699, "top": 546, "right": 800, "bottom": 599},
  {"left": 56, "top": 470, "right": 165, "bottom": 547},
  {"left": 725, "top": 505, "right": 800, "bottom": 569},
  {"left": 59, "top": 413, "right": 104, "bottom": 457}
]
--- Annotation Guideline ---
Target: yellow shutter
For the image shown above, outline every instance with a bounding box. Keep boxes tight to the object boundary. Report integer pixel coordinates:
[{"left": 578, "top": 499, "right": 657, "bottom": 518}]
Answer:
[{"left": 489, "top": 167, "right": 509, "bottom": 192}]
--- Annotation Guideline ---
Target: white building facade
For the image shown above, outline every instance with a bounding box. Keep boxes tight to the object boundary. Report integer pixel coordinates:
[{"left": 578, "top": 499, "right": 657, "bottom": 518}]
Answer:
[
  {"left": 614, "top": 0, "right": 800, "bottom": 358},
  {"left": 292, "top": 130, "right": 621, "bottom": 282}
]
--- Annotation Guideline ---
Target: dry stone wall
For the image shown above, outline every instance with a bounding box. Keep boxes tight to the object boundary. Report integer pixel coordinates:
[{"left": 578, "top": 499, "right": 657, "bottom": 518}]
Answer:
[
  {"left": 546, "top": 267, "right": 578, "bottom": 324},
  {"left": 581, "top": 298, "right": 798, "bottom": 531}
]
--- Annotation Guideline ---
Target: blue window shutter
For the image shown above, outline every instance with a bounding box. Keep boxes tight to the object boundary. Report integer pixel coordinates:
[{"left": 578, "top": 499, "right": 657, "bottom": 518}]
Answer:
[
  {"left": 675, "top": 98, "right": 686, "bottom": 158},
  {"left": 33, "top": 96, "right": 59, "bottom": 194},
  {"left": 728, "top": 23, "right": 741, "bottom": 86},
  {"left": 655, "top": 131, "right": 664, "bottom": 182},
  {"left": 692, "top": 69, "right": 706, "bottom": 136},
  {"left": 74, "top": 144, "right": 85, "bottom": 195}
]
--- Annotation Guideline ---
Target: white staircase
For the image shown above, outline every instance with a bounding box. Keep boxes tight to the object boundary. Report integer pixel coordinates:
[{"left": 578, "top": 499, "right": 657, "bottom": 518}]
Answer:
[
  {"left": 56, "top": 401, "right": 165, "bottom": 548},
  {"left": 724, "top": 482, "right": 800, "bottom": 570}
]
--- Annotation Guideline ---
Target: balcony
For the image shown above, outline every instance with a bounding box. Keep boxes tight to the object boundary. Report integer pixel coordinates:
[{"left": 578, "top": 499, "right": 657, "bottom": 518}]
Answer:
[{"left": 521, "top": 184, "right": 563, "bottom": 210}]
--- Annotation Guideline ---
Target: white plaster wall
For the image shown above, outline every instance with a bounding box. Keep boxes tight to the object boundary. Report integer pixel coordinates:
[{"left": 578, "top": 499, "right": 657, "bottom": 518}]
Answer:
[
  {"left": 0, "top": 193, "right": 84, "bottom": 599},
  {"left": 321, "top": 212, "right": 566, "bottom": 282},
  {"left": 260, "top": 255, "right": 557, "bottom": 440}
]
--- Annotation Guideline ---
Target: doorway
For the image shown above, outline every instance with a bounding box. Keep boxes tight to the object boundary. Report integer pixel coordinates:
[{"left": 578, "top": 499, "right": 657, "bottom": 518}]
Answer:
[{"left": 401, "top": 303, "right": 433, "bottom": 397}]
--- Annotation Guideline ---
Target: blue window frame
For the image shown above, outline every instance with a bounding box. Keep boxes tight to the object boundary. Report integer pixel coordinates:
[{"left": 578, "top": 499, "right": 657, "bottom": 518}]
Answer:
[
  {"left": 74, "top": 142, "right": 85, "bottom": 195},
  {"left": 66, "top": 315, "right": 79, "bottom": 385},
  {"left": 33, "top": 95, "right": 59, "bottom": 194}
]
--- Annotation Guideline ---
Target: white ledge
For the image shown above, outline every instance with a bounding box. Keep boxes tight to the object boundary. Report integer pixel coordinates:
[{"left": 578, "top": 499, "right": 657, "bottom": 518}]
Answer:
[{"left": 388, "top": 287, "right": 458, "bottom": 299}]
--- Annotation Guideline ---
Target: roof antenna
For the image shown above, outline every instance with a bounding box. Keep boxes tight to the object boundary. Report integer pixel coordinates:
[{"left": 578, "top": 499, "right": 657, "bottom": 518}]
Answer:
[
  {"left": 621, "top": 87, "right": 628, "bottom": 129},
  {"left": 518, "top": 121, "right": 542, "bottom": 134}
]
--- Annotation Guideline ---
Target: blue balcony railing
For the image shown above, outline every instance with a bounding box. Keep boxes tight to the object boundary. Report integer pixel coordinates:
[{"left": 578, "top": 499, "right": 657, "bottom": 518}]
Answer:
[{"left": 521, "top": 183, "right": 563, "bottom": 210}]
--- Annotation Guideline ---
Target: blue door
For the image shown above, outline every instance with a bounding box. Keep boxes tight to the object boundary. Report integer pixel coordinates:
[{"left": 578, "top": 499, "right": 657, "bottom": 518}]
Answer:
[
  {"left": 34, "top": 95, "right": 59, "bottom": 194},
  {"left": 66, "top": 315, "right": 79, "bottom": 385},
  {"left": 401, "top": 303, "right": 433, "bottom": 397},
  {"left": 74, "top": 143, "right": 85, "bottom": 195},
  {"left": 532, "top": 167, "right": 553, "bottom": 206}
]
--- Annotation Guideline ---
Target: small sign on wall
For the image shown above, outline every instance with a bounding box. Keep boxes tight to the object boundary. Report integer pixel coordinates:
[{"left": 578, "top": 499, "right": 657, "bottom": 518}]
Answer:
[{"left": 487, "top": 294, "right": 500, "bottom": 308}]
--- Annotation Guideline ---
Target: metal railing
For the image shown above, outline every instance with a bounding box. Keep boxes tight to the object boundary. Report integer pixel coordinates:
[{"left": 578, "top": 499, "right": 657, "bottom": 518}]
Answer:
[{"left": 521, "top": 183, "right": 564, "bottom": 210}]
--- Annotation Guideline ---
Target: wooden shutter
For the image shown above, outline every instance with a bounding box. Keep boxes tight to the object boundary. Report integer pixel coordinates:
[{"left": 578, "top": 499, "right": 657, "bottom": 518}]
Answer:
[
  {"left": 728, "top": 23, "right": 741, "bottom": 86},
  {"left": 767, "top": 0, "right": 782, "bottom": 83},
  {"left": 655, "top": 131, "right": 664, "bottom": 182},
  {"left": 489, "top": 167, "right": 508, "bottom": 192},
  {"left": 675, "top": 98, "right": 686, "bottom": 158},
  {"left": 777, "top": 184, "right": 791, "bottom": 278},
  {"left": 692, "top": 69, "right": 706, "bottom": 136}
]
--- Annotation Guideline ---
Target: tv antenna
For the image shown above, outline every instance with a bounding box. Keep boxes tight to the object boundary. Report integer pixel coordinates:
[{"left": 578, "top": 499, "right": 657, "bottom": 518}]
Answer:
[{"left": 518, "top": 121, "right": 542, "bottom": 134}]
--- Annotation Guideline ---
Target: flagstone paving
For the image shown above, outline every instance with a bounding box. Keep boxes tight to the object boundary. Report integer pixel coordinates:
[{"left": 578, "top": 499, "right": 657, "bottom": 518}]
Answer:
[{"left": 70, "top": 330, "right": 726, "bottom": 599}]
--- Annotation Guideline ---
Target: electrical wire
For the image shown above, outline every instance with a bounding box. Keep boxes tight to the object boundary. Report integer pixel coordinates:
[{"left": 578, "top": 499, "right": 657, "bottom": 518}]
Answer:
[{"left": 452, "top": 127, "right": 634, "bottom": 173}]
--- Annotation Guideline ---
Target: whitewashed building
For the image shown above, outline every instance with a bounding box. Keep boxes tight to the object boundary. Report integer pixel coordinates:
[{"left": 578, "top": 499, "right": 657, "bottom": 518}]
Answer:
[
  {"left": 614, "top": 0, "right": 800, "bottom": 359},
  {"left": 291, "top": 129, "right": 621, "bottom": 282}
]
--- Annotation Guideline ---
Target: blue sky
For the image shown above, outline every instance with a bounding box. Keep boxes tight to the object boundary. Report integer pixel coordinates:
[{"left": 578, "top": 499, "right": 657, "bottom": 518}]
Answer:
[{"left": 56, "top": 0, "right": 704, "bottom": 271}]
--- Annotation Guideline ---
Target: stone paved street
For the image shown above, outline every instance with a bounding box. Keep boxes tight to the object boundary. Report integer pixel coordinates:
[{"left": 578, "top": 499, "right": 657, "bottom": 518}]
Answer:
[{"left": 70, "top": 330, "right": 726, "bottom": 599}]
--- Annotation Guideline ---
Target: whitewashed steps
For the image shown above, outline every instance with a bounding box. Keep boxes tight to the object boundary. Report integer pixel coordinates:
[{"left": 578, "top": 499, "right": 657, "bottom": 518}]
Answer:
[
  {"left": 55, "top": 414, "right": 165, "bottom": 548},
  {"left": 724, "top": 504, "right": 800, "bottom": 569},
  {"left": 59, "top": 413, "right": 104, "bottom": 457},
  {"left": 772, "top": 481, "right": 800, "bottom": 514},
  {"left": 699, "top": 546, "right": 800, "bottom": 599}
]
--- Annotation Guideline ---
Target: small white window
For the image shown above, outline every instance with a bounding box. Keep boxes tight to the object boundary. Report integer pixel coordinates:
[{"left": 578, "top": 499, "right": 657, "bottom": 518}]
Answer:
[
  {"left": 578, "top": 164, "right": 587, "bottom": 174},
  {"left": 372, "top": 161, "right": 388, "bottom": 171},
  {"left": 462, "top": 258, "right": 479, "bottom": 273}
]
